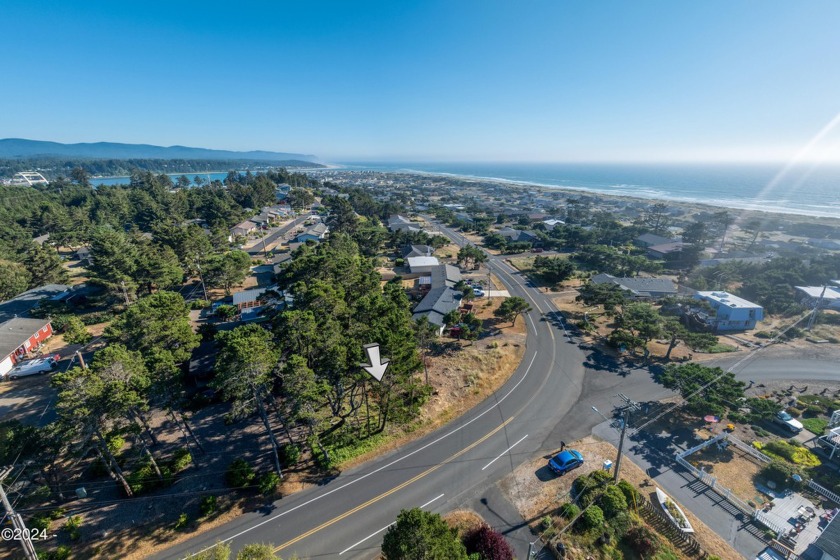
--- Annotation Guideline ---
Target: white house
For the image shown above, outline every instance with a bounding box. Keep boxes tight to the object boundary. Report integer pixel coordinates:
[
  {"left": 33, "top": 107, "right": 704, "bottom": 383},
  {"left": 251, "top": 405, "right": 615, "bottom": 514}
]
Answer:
[{"left": 407, "top": 256, "right": 440, "bottom": 275}]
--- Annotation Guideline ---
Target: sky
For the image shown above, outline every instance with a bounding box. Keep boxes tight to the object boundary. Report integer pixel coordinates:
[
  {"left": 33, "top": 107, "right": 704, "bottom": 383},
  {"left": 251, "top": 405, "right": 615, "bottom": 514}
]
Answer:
[{"left": 3, "top": 1, "right": 840, "bottom": 163}]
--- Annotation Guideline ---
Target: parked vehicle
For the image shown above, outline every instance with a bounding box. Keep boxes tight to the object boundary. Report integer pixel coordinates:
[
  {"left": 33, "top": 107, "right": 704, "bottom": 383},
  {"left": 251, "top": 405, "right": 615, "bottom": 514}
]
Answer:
[
  {"left": 6, "top": 357, "right": 58, "bottom": 380},
  {"left": 774, "top": 410, "right": 804, "bottom": 434},
  {"left": 548, "top": 449, "right": 584, "bottom": 475},
  {"left": 472, "top": 288, "right": 486, "bottom": 297}
]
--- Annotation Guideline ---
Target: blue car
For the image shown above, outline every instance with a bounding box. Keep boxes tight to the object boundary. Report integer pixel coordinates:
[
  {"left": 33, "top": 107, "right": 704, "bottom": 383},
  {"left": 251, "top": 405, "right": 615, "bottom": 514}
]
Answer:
[{"left": 548, "top": 449, "right": 584, "bottom": 475}]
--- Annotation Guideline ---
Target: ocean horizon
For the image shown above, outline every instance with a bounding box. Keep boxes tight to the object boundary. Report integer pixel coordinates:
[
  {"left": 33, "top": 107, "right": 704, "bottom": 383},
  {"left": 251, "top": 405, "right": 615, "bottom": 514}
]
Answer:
[{"left": 333, "top": 161, "right": 840, "bottom": 219}]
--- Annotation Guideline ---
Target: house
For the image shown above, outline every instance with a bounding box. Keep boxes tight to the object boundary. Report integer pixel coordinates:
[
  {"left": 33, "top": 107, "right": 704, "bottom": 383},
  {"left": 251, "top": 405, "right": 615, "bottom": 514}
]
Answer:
[
  {"left": 0, "top": 284, "right": 71, "bottom": 324},
  {"left": 591, "top": 274, "right": 677, "bottom": 299},
  {"left": 814, "top": 511, "right": 840, "bottom": 560},
  {"left": 635, "top": 233, "right": 676, "bottom": 248},
  {"left": 250, "top": 214, "right": 273, "bottom": 228},
  {"left": 388, "top": 214, "right": 422, "bottom": 233},
  {"left": 232, "top": 287, "right": 272, "bottom": 312},
  {"left": 0, "top": 318, "right": 54, "bottom": 378},
  {"left": 646, "top": 241, "right": 685, "bottom": 260},
  {"left": 527, "top": 213, "right": 548, "bottom": 221},
  {"left": 75, "top": 246, "right": 93, "bottom": 266},
  {"left": 294, "top": 222, "right": 328, "bottom": 243},
  {"left": 543, "top": 219, "right": 565, "bottom": 228},
  {"left": 271, "top": 252, "right": 293, "bottom": 275},
  {"left": 413, "top": 287, "right": 461, "bottom": 333},
  {"left": 694, "top": 291, "right": 764, "bottom": 331},
  {"left": 412, "top": 264, "right": 463, "bottom": 333},
  {"left": 407, "top": 256, "right": 440, "bottom": 275},
  {"left": 795, "top": 285, "right": 840, "bottom": 311},
  {"left": 497, "top": 227, "right": 538, "bottom": 243},
  {"left": 231, "top": 220, "right": 258, "bottom": 238},
  {"left": 400, "top": 244, "right": 434, "bottom": 259}
]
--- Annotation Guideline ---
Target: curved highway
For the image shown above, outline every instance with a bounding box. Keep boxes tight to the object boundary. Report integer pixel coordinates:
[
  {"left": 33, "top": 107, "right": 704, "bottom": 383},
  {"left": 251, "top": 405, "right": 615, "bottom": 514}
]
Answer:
[
  {"left": 158, "top": 221, "right": 589, "bottom": 560},
  {"left": 157, "top": 221, "right": 837, "bottom": 560}
]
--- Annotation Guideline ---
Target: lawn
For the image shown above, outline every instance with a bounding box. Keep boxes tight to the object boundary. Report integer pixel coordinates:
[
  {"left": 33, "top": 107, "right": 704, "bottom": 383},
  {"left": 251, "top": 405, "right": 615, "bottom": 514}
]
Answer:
[{"left": 801, "top": 417, "right": 829, "bottom": 436}]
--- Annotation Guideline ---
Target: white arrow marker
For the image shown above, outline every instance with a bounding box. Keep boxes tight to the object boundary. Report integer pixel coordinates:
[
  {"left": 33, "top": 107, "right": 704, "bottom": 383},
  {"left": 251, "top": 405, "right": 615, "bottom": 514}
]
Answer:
[{"left": 360, "top": 343, "right": 389, "bottom": 382}]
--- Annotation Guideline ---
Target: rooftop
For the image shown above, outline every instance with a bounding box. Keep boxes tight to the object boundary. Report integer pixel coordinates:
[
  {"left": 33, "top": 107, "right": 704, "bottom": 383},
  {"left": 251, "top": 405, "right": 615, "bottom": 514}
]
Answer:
[
  {"left": 407, "top": 256, "right": 440, "bottom": 268},
  {"left": 0, "top": 284, "right": 70, "bottom": 323},
  {"left": 0, "top": 317, "right": 51, "bottom": 359},
  {"left": 696, "top": 291, "right": 762, "bottom": 309}
]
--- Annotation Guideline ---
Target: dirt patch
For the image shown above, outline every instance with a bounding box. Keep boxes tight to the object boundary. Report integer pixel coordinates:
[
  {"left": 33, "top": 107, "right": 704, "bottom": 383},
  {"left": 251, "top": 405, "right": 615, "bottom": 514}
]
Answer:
[
  {"left": 686, "top": 442, "right": 765, "bottom": 505},
  {"left": 499, "top": 436, "right": 744, "bottom": 560},
  {"left": 443, "top": 509, "right": 485, "bottom": 537}
]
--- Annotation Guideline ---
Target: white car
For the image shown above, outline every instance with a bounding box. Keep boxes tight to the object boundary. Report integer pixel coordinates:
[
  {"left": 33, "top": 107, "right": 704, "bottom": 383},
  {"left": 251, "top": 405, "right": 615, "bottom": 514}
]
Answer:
[
  {"left": 774, "top": 410, "right": 804, "bottom": 434},
  {"left": 6, "top": 357, "right": 58, "bottom": 380}
]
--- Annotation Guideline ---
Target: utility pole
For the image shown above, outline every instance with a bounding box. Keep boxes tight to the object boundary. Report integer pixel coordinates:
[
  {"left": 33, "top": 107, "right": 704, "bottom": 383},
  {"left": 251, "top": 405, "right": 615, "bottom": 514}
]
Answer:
[
  {"left": 613, "top": 394, "right": 642, "bottom": 483},
  {"left": 195, "top": 257, "right": 208, "bottom": 301},
  {"left": 807, "top": 285, "right": 828, "bottom": 331},
  {"left": 0, "top": 467, "right": 39, "bottom": 560},
  {"left": 75, "top": 350, "right": 87, "bottom": 370}
]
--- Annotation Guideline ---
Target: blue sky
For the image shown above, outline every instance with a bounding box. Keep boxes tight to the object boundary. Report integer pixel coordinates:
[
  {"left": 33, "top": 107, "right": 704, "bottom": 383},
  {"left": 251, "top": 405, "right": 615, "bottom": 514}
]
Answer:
[{"left": 3, "top": 1, "right": 840, "bottom": 162}]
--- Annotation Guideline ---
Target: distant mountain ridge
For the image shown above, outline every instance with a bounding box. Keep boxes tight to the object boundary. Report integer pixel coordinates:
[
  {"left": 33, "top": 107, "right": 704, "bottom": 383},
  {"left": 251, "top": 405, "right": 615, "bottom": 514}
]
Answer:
[{"left": 0, "top": 138, "right": 318, "bottom": 162}]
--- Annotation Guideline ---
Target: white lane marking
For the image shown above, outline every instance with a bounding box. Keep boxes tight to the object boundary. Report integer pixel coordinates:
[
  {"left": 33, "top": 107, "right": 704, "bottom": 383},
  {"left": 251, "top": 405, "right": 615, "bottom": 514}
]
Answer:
[
  {"left": 338, "top": 494, "right": 445, "bottom": 555},
  {"left": 182, "top": 351, "right": 539, "bottom": 559},
  {"left": 481, "top": 435, "right": 528, "bottom": 471}
]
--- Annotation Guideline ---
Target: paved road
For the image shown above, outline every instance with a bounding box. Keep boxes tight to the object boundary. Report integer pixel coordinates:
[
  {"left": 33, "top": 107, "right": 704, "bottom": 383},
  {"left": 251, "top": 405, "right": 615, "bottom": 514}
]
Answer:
[
  {"left": 245, "top": 216, "right": 309, "bottom": 256},
  {"left": 155, "top": 221, "right": 838, "bottom": 560},
  {"left": 157, "top": 221, "right": 597, "bottom": 560}
]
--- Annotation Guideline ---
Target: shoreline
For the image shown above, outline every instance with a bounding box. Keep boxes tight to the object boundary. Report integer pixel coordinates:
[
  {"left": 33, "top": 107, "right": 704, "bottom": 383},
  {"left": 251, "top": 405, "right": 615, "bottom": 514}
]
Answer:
[
  {"left": 319, "top": 167, "right": 840, "bottom": 225},
  {"left": 313, "top": 166, "right": 840, "bottom": 221}
]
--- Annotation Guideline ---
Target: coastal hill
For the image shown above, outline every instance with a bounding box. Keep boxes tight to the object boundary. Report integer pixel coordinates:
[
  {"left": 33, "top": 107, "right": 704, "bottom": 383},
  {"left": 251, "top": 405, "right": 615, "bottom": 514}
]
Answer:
[{"left": 0, "top": 138, "right": 318, "bottom": 162}]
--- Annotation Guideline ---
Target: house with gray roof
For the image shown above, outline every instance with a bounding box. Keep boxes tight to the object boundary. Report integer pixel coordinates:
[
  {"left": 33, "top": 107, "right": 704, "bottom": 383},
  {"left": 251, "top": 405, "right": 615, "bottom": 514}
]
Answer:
[
  {"left": 815, "top": 512, "right": 840, "bottom": 560},
  {"left": 635, "top": 233, "right": 677, "bottom": 248},
  {"left": 0, "top": 284, "right": 71, "bottom": 324},
  {"left": 400, "top": 244, "right": 434, "bottom": 259},
  {"left": 591, "top": 274, "right": 677, "bottom": 299},
  {"left": 294, "top": 222, "right": 329, "bottom": 243},
  {"left": 388, "top": 214, "right": 423, "bottom": 233},
  {"left": 412, "top": 264, "right": 463, "bottom": 332},
  {"left": 497, "top": 227, "right": 538, "bottom": 243}
]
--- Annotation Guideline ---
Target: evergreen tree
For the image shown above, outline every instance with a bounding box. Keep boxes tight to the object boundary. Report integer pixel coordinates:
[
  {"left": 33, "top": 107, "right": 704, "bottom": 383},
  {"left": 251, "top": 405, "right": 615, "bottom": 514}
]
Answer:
[
  {"left": 24, "top": 243, "right": 69, "bottom": 288},
  {"left": 381, "top": 508, "right": 468, "bottom": 560},
  {"left": 0, "top": 259, "right": 31, "bottom": 300}
]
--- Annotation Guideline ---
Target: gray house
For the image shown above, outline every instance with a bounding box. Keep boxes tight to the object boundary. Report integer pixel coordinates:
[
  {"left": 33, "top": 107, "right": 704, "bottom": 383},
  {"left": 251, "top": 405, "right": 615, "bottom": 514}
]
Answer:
[{"left": 591, "top": 274, "right": 677, "bottom": 299}]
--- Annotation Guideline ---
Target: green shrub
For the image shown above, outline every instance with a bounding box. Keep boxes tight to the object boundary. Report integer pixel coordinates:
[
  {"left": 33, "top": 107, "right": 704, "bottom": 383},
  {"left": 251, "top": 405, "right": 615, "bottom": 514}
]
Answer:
[
  {"left": 47, "top": 545, "right": 72, "bottom": 560},
  {"left": 64, "top": 515, "right": 82, "bottom": 541},
  {"left": 763, "top": 440, "right": 821, "bottom": 467},
  {"left": 258, "top": 472, "right": 281, "bottom": 497},
  {"left": 558, "top": 503, "right": 580, "bottom": 519},
  {"left": 752, "top": 425, "right": 770, "bottom": 437},
  {"left": 279, "top": 444, "right": 301, "bottom": 466},
  {"left": 754, "top": 331, "right": 773, "bottom": 339},
  {"left": 600, "top": 485, "right": 628, "bottom": 519},
  {"left": 29, "top": 514, "right": 51, "bottom": 532},
  {"left": 81, "top": 311, "right": 115, "bottom": 325},
  {"left": 617, "top": 480, "right": 640, "bottom": 508},
  {"left": 573, "top": 470, "right": 611, "bottom": 507},
  {"left": 49, "top": 508, "right": 67, "bottom": 520},
  {"left": 760, "top": 460, "right": 802, "bottom": 488},
  {"left": 226, "top": 458, "right": 256, "bottom": 489},
  {"left": 170, "top": 448, "right": 193, "bottom": 472},
  {"left": 578, "top": 505, "right": 605, "bottom": 531},
  {"left": 191, "top": 299, "right": 211, "bottom": 309},
  {"left": 174, "top": 512, "right": 189, "bottom": 531},
  {"left": 200, "top": 495, "right": 218, "bottom": 517}
]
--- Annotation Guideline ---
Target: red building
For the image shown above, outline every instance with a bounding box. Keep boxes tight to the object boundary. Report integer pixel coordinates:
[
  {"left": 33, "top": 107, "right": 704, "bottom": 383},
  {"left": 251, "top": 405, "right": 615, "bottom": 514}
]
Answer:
[{"left": 0, "top": 318, "right": 53, "bottom": 378}]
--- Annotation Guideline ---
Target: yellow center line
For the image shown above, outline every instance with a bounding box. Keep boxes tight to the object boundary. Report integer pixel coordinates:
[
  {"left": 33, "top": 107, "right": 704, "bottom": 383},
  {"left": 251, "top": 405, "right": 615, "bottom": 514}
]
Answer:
[{"left": 274, "top": 415, "right": 516, "bottom": 553}]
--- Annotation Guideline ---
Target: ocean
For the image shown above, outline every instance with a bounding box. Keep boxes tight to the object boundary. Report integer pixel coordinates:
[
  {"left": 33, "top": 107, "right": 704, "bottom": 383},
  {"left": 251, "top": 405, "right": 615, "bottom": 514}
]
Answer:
[{"left": 335, "top": 162, "right": 840, "bottom": 219}]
